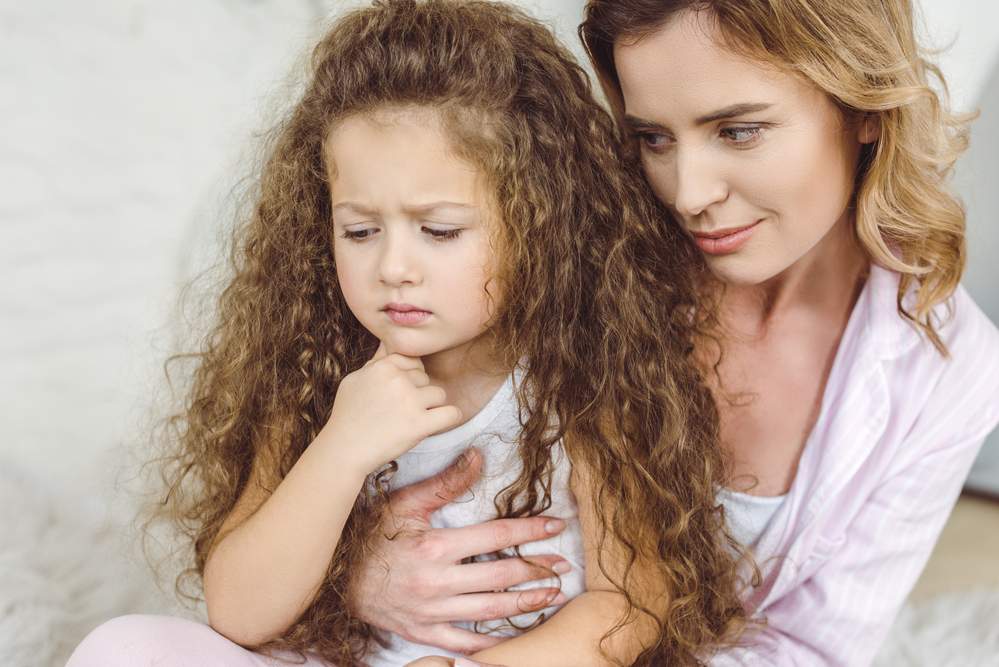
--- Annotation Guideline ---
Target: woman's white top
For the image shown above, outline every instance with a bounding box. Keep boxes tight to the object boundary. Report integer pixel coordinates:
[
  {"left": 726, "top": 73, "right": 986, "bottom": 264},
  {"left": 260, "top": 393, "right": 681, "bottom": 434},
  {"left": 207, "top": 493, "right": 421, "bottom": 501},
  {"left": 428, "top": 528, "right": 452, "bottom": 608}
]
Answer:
[
  {"left": 708, "top": 265, "right": 999, "bottom": 667},
  {"left": 365, "top": 367, "right": 586, "bottom": 667},
  {"left": 717, "top": 487, "right": 788, "bottom": 549}
]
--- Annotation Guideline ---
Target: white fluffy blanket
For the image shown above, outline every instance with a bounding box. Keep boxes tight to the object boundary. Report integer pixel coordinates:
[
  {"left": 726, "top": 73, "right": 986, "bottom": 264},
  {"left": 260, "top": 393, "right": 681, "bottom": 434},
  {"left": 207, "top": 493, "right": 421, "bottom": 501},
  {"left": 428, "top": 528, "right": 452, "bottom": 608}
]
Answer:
[{"left": 2, "top": 461, "right": 997, "bottom": 667}]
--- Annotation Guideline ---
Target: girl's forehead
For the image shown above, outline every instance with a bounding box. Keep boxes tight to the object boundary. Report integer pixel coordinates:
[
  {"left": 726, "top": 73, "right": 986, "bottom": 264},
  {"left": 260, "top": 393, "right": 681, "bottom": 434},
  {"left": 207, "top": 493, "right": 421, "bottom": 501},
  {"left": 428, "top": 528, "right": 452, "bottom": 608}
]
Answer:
[{"left": 325, "top": 112, "right": 495, "bottom": 215}]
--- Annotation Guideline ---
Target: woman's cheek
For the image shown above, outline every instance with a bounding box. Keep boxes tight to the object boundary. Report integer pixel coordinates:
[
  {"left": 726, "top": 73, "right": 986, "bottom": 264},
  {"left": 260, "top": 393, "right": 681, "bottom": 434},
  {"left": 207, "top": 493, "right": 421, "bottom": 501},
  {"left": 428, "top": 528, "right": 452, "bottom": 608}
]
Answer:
[{"left": 641, "top": 156, "right": 676, "bottom": 207}]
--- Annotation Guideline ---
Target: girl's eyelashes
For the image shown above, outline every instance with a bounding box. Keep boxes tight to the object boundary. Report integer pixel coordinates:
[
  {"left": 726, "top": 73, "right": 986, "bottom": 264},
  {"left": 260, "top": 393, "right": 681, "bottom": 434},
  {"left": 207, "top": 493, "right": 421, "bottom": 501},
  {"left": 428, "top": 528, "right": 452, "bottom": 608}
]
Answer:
[
  {"left": 341, "top": 227, "right": 377, "bottom": 241},
  {"left": 422, "top": 225, "right": 463, "bottom": 241},
  {"left": 337, "top": 225, "right": 464, "bottom": 242}
]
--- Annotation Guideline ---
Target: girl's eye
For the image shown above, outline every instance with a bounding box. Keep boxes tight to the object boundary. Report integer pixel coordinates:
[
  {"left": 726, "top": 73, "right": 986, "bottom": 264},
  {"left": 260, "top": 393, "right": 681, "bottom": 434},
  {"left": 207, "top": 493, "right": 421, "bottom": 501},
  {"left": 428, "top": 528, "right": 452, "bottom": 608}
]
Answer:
[
  {"left": 422, "top": 226, "right": 463, "bottom": 241},
  {"left": 721, "top": 126, "right": 764, "bottom": 146},
  {"left": 341, "top": 228, "right": 377, "bottom": 241}
]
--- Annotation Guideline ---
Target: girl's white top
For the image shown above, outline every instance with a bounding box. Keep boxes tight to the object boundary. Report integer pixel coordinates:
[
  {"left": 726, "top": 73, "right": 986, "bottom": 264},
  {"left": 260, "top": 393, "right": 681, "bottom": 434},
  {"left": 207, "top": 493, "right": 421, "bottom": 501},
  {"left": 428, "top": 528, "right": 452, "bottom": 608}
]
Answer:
[{"left": 364, "top": 366, "right": 586, "bottom": 666}]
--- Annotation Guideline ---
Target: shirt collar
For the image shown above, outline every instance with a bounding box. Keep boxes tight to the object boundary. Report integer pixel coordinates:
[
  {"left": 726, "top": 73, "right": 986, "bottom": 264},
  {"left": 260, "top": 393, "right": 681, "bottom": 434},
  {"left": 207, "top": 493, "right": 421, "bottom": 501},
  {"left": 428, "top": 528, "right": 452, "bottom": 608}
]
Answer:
[{"left": 859, "top": 264, "right": 924, "bottom": 362}]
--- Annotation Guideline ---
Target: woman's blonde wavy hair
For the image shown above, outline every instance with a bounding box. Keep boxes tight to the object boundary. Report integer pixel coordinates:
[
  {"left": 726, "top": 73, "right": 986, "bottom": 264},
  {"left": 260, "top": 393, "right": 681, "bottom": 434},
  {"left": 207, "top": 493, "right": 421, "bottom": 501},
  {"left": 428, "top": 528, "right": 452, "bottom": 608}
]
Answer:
[
  {"left": 146, "top": 1, "right": 748, "bottom": 665},
  {"left": 581, "top": 0, "right": 973, "bottom": 353}
]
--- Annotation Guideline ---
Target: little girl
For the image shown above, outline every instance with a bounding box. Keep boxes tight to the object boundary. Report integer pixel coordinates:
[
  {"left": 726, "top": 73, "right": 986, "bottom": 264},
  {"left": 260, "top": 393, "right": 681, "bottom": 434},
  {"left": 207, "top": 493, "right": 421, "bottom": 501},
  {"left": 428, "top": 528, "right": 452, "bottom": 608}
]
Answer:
[{"left": 67, "top": 1, "right": 747, "bottom": 665}]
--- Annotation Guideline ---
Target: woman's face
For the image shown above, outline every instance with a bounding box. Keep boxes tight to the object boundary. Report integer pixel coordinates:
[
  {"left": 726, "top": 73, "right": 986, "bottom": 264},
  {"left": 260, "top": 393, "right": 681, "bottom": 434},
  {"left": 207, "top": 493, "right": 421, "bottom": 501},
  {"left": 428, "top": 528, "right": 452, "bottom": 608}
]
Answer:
[{"left": 613, "top": 10, "right": 875, "bottom": 286}]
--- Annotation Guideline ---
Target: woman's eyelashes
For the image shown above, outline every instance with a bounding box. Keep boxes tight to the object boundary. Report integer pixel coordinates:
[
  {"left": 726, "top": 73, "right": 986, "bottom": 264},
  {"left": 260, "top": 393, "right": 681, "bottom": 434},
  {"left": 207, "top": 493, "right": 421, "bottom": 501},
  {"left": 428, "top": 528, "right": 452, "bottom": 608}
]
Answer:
[
  {"left": 719, "top": 125, "right": 765, "bottom": 147},
  {"left": 635, "top": 124, "right": 767, "bottom": 153}
]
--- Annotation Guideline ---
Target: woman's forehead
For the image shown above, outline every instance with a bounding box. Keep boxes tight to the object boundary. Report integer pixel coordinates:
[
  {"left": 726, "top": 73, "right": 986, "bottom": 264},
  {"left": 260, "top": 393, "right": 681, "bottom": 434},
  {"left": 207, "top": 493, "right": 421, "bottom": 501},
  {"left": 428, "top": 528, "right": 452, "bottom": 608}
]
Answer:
[{"left": 613, "top": 11, "right": 821, "bottom": 126}]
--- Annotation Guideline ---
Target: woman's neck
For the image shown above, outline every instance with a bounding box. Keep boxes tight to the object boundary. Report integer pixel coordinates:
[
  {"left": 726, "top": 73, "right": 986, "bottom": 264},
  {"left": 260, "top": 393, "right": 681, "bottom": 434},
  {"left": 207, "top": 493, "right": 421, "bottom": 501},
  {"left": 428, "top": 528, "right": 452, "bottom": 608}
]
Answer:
[{"left": 719, "top": 215, "right": 868, "bottom": 339}]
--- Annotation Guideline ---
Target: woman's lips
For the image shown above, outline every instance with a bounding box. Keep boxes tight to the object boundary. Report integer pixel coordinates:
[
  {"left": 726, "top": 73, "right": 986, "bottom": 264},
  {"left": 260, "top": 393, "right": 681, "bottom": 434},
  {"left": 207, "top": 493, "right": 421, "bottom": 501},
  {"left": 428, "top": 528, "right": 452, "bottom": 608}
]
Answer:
[
  {"left": 383, "top": 304, "right": 432, "bottom": 325},
  {"left": 690, "top": 220, "right": 762, "bottom": 255}
]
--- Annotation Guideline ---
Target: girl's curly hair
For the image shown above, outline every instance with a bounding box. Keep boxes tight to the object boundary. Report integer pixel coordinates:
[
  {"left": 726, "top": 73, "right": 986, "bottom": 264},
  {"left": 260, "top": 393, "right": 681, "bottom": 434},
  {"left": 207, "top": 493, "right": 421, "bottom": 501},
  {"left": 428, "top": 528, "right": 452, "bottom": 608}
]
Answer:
[
  {"left": 146, "top": 1, "right": 748, "bottom": 664},
  {"left": 581, "top": 0, "right": 974, "bottom": 354}
]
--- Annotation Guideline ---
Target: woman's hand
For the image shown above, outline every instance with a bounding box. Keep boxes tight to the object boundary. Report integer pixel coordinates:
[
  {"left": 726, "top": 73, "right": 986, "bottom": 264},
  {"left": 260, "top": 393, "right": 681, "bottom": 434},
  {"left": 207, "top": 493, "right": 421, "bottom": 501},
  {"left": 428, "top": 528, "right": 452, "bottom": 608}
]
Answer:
[
  {"left": 349, "top": 448, "right": 571, "bottom": 654},
  {"left": 320, "top": 343, "right": 463, "bottom": 475}
]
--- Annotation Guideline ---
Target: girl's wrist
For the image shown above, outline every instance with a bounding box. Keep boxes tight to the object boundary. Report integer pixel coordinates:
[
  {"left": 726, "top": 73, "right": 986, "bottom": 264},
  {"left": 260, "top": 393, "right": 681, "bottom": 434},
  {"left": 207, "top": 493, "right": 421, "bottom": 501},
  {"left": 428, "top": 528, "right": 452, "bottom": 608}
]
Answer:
[{"left": 313, "top": 424, "right": 375, "bottom": 482}]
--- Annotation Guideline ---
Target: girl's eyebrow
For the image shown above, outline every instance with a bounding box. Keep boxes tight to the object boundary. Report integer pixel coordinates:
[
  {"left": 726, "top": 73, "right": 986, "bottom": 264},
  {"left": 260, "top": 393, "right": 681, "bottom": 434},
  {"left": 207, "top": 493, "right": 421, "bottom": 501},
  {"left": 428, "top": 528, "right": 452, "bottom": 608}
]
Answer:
[
  {"left": 332, "top": 201, "right": 378, "bottom": 216},
  {"left": 402, "top": 201, "right": 476, "bottom": 215},
  {"left": 332, "top": 201, "right": 476, "bottom": 216},
  {"left": 624, "top": 103, "right": 773, "bottom": 132}
]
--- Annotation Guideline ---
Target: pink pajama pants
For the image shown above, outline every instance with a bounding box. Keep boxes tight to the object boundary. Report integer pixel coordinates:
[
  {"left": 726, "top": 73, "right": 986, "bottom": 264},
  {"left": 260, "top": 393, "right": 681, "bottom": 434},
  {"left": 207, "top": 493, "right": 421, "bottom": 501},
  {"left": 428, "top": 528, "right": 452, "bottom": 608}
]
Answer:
[{"left": 65, "top": 614, "right": 336, "bottom": 667}]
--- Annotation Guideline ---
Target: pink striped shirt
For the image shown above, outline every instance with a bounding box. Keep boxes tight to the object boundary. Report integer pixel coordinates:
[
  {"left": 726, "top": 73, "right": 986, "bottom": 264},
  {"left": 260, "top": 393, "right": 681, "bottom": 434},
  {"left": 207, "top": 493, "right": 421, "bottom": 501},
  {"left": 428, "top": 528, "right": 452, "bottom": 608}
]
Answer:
[{"left": 708, "top": 264, "right": 999, "bottom": 666}]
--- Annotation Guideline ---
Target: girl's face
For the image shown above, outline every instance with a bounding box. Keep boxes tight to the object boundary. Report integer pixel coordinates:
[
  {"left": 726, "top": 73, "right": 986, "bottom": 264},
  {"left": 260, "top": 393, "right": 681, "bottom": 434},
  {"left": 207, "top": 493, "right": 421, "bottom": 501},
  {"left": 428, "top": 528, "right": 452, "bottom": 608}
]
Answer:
[
  {"left": 613, "top": 10, "right": 876, "bottom": 287},
  {"left": 326, "top": 109, "right": 498, "bottom": 361}
]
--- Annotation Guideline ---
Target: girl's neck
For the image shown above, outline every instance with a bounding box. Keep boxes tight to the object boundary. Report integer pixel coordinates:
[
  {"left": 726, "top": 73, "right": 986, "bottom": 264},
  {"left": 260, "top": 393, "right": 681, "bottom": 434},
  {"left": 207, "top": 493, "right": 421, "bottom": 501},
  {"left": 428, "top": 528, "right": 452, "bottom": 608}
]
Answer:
[
  {"left": 719, "top": 215, "right": 868, "bottom": 339},
  {"left": 422, "top": 335, "right": 510, "bottom": 427}
]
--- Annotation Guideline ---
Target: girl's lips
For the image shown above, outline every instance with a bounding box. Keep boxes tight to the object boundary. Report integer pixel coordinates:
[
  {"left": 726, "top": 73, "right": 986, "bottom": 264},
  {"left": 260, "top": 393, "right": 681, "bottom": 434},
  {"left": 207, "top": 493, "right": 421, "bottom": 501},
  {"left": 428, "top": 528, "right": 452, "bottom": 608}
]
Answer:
[
  {"left": 691, "top": 220, "right": 762, "bottom": 255},
  {"left": 383, "top": 307, "right": 432, "bottom": 325}
]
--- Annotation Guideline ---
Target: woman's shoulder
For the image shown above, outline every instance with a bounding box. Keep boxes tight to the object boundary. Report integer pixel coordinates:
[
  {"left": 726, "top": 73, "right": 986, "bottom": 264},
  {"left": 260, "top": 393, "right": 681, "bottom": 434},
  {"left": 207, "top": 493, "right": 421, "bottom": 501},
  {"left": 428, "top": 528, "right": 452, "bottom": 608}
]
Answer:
[
  {"left": 867, "top": 265, "right": 999, "bottom": 372},
  {"left": 939, "top": 283, "right": 999, "bottom": 368}
]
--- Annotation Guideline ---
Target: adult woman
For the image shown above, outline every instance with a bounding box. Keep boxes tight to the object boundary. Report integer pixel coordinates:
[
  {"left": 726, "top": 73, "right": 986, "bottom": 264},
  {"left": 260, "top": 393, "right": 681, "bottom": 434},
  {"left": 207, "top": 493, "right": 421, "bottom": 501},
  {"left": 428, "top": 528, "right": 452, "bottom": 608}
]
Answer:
[{"left": 348, "top": 1, "right": 999, "bottom": 665}]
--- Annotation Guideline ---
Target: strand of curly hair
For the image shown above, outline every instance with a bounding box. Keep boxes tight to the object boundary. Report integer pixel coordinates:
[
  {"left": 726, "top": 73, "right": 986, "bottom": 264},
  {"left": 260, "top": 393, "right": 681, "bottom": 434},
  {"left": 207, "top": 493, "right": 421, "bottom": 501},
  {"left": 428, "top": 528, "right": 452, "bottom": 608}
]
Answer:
[{"left": 144, "top": 2, "right": 751, "bottom": 665}]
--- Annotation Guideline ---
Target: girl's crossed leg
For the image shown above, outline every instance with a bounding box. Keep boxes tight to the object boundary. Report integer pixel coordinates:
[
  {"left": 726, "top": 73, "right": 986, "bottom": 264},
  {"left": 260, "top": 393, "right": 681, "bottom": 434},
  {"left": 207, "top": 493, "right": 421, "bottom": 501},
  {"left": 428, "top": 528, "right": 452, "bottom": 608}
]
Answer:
[{"left": 65, "top": 614, "right": 334, "bottom": 667}]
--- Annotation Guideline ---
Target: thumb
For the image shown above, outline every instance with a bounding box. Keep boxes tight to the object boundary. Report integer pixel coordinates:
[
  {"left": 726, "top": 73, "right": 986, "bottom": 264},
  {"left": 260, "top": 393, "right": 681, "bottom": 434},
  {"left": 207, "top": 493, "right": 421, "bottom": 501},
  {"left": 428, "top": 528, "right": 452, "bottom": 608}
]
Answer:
[
  {"left": 391, "top": 448, "right": 483, "bottom": 519},
  {"left": 454, "top": 658, "right": 507, "bottom": 667}
]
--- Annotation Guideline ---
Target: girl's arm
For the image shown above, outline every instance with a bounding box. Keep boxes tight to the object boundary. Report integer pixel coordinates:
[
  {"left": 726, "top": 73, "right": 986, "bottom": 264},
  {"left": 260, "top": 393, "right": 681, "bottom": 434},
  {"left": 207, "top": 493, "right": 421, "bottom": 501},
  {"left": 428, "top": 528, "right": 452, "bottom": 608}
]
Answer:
[
  {"left": 469, "top": 458, "right": 667, "bottom": 667},
  {"left": 203, "top": 347, "right": 461, "bottom": 647}
]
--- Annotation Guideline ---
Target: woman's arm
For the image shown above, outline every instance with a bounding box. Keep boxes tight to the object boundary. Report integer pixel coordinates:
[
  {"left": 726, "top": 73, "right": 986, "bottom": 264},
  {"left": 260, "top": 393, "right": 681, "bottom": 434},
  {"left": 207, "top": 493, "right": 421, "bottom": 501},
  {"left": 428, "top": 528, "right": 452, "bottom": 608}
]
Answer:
[
  {"left": 469, "top": 457, "right": 667, "bottom": 667},
  {"left": 348, "top": 448, "right": 573, "bottom": 653}
]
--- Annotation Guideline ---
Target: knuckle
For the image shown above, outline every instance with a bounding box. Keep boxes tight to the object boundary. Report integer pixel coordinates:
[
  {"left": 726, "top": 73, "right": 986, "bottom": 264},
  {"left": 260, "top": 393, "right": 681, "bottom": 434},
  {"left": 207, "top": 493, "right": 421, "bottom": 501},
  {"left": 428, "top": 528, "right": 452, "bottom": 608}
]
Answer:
[
  {"left": 483, "top": 599, "right": 507, "bottom": 619},
  {"left": 408, "top": 571, "right": 435, "bottom": 599},
  {"left": 492, "top": 563, "right": 516, "bottom": 591},
  {"left": 491, "top": 521, "right": 514, "bottom": 548},
  {"left": 414, "top": 532, "right": 446, "bottom": 561}
]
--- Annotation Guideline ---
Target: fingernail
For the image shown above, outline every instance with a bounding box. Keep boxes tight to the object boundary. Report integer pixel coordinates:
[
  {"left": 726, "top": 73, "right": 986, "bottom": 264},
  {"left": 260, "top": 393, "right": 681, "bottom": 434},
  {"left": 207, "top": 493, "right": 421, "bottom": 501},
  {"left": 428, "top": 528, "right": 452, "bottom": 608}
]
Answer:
[
  {"left": 552, "top": 560, "right": 571, "bottom": 574},
  {"left": 549, "top": 592, "right": 568, "bottom": 606},
  {"left": 545, "top": 519, "right": 565, "bottom": 534}
]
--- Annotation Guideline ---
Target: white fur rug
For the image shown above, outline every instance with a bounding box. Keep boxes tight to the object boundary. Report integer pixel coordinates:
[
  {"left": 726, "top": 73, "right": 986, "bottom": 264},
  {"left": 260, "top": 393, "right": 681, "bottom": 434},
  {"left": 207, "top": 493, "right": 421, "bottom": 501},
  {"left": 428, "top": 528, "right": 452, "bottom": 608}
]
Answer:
[{"left": 2, "top": 460, "right": 998, "bottom": 667}]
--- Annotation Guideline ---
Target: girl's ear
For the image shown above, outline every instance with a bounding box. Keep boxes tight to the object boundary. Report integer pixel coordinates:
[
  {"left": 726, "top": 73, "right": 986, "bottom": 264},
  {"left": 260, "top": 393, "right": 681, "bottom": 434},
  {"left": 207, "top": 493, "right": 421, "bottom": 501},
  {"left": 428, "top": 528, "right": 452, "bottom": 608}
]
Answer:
[{"left": 857, "top": 113, "right": 880, "bottom": 144}]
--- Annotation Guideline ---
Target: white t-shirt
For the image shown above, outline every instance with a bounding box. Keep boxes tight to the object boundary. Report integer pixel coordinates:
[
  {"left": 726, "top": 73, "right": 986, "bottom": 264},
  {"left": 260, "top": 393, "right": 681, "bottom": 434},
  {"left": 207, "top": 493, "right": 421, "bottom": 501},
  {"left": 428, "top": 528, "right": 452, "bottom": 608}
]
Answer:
[{"left": 365, "top": 367, "right": 586, "bottom": 666}]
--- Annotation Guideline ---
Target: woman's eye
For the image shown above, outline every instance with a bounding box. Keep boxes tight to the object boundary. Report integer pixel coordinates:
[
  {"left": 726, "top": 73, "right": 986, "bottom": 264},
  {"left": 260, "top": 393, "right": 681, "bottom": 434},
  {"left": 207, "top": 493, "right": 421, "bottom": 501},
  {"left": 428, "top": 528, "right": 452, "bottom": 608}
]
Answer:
[
  {"left": 721, "top": 126, "right": 763, "bottom": 145},
  {"left": 422, "top": 226, "right": 463, "bottom": 241},
  {"left": 636, "top": 132, "right": 673, "bottom": 152}
]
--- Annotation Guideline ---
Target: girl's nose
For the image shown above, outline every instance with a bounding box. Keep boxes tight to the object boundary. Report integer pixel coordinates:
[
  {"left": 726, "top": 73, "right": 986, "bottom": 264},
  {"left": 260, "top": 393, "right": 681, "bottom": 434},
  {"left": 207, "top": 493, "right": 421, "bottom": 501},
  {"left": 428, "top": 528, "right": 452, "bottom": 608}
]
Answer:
[
  {"left": 377, "top": 233, "right": 422, "bottom": 286},
  {"left": 671, "top": 146, "right": 728, "bottom": 218}
]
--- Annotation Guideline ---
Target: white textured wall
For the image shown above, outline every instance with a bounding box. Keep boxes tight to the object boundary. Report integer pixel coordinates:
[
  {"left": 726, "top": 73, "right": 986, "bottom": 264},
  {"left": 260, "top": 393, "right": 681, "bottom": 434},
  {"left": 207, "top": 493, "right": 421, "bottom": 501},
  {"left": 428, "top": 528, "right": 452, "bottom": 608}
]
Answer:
[{"left": 2, "top": 0, "right": 997, "bottom": 514}]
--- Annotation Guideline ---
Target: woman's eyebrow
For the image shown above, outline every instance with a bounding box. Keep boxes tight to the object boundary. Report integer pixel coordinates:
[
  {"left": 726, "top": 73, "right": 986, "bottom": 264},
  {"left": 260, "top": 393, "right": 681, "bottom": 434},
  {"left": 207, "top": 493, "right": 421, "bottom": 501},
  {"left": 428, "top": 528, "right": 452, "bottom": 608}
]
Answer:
[
  {"left": 623, "top": 114, "right": 668, "bottom": 132},
  {"left": 624, "top": 103, "right": 773, "bottom": 131},
  {"left": 695, "top": 102, "right": 772, "bottom": 125}
]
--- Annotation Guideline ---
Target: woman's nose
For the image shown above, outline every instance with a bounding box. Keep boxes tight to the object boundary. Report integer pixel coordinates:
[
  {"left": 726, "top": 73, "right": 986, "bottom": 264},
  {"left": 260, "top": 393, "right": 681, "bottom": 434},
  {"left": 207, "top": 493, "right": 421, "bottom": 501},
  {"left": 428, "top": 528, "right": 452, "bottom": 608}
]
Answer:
[{"left": 671, "top": 146, "right": 728, "bottom": 218}]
